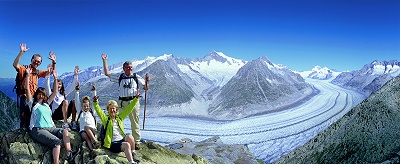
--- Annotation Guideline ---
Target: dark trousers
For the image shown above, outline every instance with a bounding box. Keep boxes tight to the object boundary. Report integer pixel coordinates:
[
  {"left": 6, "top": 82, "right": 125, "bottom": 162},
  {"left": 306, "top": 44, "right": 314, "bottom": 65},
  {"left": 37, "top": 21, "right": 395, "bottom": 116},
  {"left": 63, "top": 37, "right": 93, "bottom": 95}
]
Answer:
[{"left": 19, "top": 95, "right": 27, "bottom": 128}]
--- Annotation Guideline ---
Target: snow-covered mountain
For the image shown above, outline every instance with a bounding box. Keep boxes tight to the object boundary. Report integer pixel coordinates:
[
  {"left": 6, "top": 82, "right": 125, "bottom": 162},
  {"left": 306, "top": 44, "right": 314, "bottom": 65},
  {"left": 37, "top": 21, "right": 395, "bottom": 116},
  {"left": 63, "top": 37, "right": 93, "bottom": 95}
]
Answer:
[
  {"left": 209, "top": 56, "right": 315, "bottom": 120},
  {"left": 298, "top": 66, "right": 341, "bottom": 80},
  {"left": 331, "top": 60, "right": 400, "bottom": 96},
  {"left": 56, "top": 51, "right": 315, "bottom": 120}
]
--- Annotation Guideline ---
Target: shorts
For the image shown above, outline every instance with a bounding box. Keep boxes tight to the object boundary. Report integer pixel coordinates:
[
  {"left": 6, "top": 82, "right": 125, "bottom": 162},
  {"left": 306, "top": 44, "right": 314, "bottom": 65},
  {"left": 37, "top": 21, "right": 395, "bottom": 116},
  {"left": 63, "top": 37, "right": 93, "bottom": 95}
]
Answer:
[
  {"left": 79, "top": 126, "right": 97, "bottom": 137},
  {"left": 30, "top": 127, "right": 63, "bottom": 148},
  {"left": 52, "top": 100, "right": 73, "bottom": 120},
  {"left": 109, "top": 139, "right": 124, "bottom": 153}
]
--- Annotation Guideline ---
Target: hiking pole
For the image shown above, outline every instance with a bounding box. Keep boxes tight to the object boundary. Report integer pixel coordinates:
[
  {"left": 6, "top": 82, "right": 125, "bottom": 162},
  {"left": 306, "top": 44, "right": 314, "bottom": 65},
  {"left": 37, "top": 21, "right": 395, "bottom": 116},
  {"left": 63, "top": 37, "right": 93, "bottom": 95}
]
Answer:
[{"left": 142, "top": 73, "right": 149, "bottom": 130}]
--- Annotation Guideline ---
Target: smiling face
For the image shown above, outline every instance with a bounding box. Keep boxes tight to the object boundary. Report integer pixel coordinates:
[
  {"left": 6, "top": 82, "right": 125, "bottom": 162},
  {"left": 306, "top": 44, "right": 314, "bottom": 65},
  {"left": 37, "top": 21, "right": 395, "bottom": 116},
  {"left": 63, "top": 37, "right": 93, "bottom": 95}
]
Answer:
[
  {"left": 33, "top": 87, "right": 48, "bottom": 103},
  {"left": 123, "top": 62, "right": 133, "bottom": 76},
  {"left": 30, "top": 54, "right": 42, "bottom": 69},
  {"left": 82, "top": 102, "right": 90, "bottom": 112},
  {"left": 106, "top": 100, "right": 119, "bottom": 119},
  {"left": 57, "top": 81, "right": 63, "bottom": 90}
]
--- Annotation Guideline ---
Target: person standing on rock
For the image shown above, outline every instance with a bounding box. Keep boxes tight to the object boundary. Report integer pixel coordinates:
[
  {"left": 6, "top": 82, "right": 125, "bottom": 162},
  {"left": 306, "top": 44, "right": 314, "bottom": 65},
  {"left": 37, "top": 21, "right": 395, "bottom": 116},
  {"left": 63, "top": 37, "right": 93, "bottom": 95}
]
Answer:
[
  {"left": 101, "top": 53, "right": 149, "bottom": 150},
  {"left": 25, "top": 67, "right": 79, "bottom": 163},
  {"left": 13, "top": 43, "right": 56, "bottom": 129}
]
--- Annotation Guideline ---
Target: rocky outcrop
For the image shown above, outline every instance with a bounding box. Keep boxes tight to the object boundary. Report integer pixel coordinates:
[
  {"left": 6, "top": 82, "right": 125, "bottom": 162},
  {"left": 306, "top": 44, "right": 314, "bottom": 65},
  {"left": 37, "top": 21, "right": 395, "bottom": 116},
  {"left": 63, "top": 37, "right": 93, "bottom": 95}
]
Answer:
[
  {"left": 0, "top": 121, "right": 208, "bottom": 164},
  {"left": 166, "top": 136, "right": 260, "bottom": 164},
  {"left": 0, "top": 121, "right": 260, "bottom": 164}
]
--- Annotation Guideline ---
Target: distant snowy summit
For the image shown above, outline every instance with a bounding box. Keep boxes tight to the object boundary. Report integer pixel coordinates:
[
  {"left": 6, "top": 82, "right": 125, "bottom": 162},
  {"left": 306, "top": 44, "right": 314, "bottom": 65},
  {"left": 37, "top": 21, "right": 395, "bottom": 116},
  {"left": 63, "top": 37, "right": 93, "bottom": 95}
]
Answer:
[
  {"left": 298, "top": 66, "right": 341, "bottom": 80},
  {"left": 332, "top": 60, "right": 400, "bottom": 96}
]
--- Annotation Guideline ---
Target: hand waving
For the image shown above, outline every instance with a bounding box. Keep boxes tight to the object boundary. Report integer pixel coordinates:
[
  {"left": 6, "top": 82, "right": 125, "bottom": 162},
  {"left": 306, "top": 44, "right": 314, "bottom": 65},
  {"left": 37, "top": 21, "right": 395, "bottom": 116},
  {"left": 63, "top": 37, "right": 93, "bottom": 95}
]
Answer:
[
  {"left": 101, "top": 53, "right": 108, "bottom": 60},
  {"left": 74, "top": 66, "right": 79, "bottom": 76},
  {"left": 48, "top": 51, "right": 57, "bottom": 63},
  {"left": 20, "top": 43, "right": 29, "bottom": 52}
]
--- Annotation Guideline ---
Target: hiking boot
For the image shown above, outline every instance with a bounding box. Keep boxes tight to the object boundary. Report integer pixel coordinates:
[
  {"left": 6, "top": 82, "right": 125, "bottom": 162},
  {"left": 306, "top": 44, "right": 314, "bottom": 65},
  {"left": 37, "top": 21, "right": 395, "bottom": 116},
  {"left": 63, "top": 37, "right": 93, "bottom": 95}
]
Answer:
[
  {"left": 62, "top": 122, "right": 70, "bottom": 130},
  {"left": 135, "top": 143, "right": 140, "bottom": 150},
  {"left": 67, "top": 148, "right": 80, "bottom": 162},
  {"left": 132, "top": 151, "right": 141, "bottom": 163},
  {"left": 92, "top": 140, "right": 101, "bottom": 149},
  {"left": 71, "top": 121, "right": 77, "bottom": 131}
]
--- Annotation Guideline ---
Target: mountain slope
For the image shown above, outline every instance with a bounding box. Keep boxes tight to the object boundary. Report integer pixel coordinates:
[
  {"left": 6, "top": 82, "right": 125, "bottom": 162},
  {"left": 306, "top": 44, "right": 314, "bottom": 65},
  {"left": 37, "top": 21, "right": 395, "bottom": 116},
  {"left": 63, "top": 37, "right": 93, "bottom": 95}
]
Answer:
[
  {"left": 144, "top": 58, "right": 195, "bottom": 107},
  {"left": 0, "top": 90, "right": 19, "bottom": 132},
  {"left": 332, "top": 60, "right": 400, "bottom": 96},
  {"left": 209, "top": 56, "right": 315, "bottom": 120},
  {"left": 275, "top": 74, "right": 400, "bottom": 163}
]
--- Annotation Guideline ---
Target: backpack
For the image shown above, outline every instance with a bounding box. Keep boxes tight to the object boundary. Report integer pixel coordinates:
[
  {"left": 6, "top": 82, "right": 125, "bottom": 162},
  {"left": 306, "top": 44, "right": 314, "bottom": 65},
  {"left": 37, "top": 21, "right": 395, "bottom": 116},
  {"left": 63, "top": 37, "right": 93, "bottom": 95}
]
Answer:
[
  {"left": 118, "top": 73, "right": 139, "bottom": 89},
  {"left": 13, "top": 65, "right": 39, "bottom": 108},
  {"left": 99, "top": 116, "right": 111, "bottom": 144}
]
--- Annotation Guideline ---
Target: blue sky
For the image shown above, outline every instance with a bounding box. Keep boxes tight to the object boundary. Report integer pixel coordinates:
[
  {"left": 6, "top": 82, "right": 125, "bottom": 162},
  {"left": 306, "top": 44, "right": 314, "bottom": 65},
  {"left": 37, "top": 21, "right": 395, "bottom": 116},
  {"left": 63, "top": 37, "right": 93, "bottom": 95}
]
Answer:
[{"left": 0, "top": 0, "right": 399, "bottom": 78}]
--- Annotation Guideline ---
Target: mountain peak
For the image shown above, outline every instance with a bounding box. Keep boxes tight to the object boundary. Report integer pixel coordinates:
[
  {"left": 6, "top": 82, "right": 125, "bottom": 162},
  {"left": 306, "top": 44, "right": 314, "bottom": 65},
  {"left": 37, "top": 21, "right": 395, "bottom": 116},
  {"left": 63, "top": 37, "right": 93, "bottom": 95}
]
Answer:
[
  {"left": 203, "top": 51, "right": 230, "bottom": 63},
  {"left": 364, "top": 60, "right": 400, "bottom": 76}
]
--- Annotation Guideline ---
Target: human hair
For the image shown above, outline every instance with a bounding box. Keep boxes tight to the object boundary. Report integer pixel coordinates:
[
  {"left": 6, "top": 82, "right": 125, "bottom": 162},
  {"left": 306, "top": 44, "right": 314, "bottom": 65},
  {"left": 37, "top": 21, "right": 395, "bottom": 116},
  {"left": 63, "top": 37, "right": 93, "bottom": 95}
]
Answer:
[
  {"left": 33, "top": 87, "right": 48, "bottom": 104},
  {"left": 82, "top": 96, "right": 90, "bottom": 104},
  {"left": 56, "top": 79, "right": 66, "bottom": 97},
  {"left": 31, "top": 54, "right": 42, "bottom": 62},
  {"left": 106, "top": 100, "right": 118, "bottom": 111},
  {"left": 123, "top": 61, "right": 132, "bottom": 67}
]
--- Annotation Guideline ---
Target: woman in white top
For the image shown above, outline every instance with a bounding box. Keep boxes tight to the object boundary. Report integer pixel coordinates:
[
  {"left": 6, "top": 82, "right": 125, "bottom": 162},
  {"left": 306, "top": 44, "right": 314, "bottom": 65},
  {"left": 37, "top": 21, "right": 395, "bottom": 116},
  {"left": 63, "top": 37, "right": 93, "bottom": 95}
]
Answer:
[{"left": 44, "top": 65, "right": 78, "bottom": 129}]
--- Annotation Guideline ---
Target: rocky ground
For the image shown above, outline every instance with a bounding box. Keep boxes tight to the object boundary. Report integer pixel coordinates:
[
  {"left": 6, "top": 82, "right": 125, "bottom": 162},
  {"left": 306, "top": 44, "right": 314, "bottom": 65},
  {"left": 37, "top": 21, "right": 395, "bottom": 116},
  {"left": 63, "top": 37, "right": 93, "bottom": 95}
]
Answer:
[{"left": 0, "top": 121, "right": 260, "bottom": 164}]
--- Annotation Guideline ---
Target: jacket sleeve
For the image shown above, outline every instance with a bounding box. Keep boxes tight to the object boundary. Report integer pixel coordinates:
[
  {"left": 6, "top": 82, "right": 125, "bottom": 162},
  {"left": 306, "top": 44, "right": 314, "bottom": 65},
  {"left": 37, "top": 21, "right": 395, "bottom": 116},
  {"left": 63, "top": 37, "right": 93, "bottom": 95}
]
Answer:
[
  {"left": 118, "top": 98, "right": 139, "bottom": 119},
  {"left": 93, "top": 101, "right": 107, "bottom": 125},
  {"left": 74, "top": 91, "right": 81, "bottom": 114},
  {"left": 44, "top": 75, "right": 52, "bottom": 96},
  {"left": 64, "top": 75, "right": 78, "bottom": 97},
  {"left": 90, "top": 89, "right": 98, "bottom": 118}
]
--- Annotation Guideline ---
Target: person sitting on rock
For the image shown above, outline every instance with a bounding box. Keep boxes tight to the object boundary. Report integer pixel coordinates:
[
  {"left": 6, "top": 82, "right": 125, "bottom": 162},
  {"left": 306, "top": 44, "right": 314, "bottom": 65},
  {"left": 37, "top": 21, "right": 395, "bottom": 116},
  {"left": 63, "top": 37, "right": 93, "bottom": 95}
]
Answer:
[
  {"left": 74, "top": 81, "right": 101, "bottom": 151},
  {"left": 44, "top": 64, "right": 77, "bottom": 130},
  {"left": 25, "top": 67, "right": 79, "bottom": 163},
  {"left": 93, "top": 90, "right": 141, "bottom": 164}
]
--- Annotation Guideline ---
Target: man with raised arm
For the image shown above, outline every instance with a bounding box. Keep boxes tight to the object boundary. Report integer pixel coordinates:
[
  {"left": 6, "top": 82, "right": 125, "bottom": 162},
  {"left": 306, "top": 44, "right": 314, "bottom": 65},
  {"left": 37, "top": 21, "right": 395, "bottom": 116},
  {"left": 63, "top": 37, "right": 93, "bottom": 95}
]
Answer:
[
  {"left": 13, "top": 43, "right": 56, "bottom": 129},
  {"left": 101, "top": 53, "right": 149, "bottom": 150}
]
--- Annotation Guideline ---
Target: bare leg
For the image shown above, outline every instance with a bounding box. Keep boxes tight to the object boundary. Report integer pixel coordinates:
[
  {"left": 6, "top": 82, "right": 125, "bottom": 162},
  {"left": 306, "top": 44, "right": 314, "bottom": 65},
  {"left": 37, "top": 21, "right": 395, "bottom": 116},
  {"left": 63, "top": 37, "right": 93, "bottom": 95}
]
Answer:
[
  {"left": 70, "top": 100, "right": 77, "bottom": 122},
  {"left": 84, "top": 126, "right": 98, "bottom": 142},
  {"left": 122, "top": 142, "right": 133, "bottom": 162},
  {"left": 125, "top": 135, "right": 135, "bottom": 150},
  {"left": 62, "top": 100, "right": 69, "bottom": 123},
  {"left": 81, "top": 131, "right": 94, "bottom": 151},
  {"left": 63, "top": 129, "right": 72, "bottom": 152},
  {"left": 53, "top": 145, "right": 61, "bottom": 164}
]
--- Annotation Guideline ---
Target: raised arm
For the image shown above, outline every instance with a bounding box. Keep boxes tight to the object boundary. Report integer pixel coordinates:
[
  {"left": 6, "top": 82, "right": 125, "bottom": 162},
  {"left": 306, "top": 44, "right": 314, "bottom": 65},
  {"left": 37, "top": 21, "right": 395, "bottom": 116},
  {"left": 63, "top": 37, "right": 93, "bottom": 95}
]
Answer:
[
  {"left": 93, "top": 95, "right": 107, "bottom": 123},
  {"left": 90, "top": 83, "right": 98, "bottom": 117},
  {"left": 119, "top": 90, "right": 140, "bottom": 119},
  {"left": 65, "top": 66, "right": 79, "bottom": 96},
  {"left": 25, "top": 66, "right": 33, "bottom": 103},
  {"left": 13, "top": 43, "right": 29, "bottom": 70},
  {"left": 47, "top": 70, "right": 59, "bottom": 104},
  {"left": 101, "top": 53, "right": 111, "bottom": 77},
  {"left": 44, "top": 64, "right": 53, "bottom": 96},
  {"left": 74, "top": 82, "right": 81, "bottom": 114},
  {"left": 48, "top": 51, "right": 57, "bottom": 71}
]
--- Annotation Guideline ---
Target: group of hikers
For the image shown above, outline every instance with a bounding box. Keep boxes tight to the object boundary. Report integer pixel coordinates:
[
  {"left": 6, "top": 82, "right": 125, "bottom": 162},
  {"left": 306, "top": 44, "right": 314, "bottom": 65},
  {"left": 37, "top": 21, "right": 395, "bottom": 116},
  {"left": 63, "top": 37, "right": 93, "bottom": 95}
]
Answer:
[{"left": 13, "top": 43, "right": 150, "bottom": 164}]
